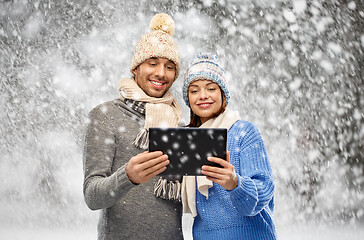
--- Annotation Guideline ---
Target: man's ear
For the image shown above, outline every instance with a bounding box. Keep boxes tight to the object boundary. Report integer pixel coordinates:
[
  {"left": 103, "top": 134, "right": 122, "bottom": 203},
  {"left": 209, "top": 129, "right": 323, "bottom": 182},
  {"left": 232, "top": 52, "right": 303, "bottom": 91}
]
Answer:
[{"left": 132, "top": 68, "right": 137, "bottom": 76}]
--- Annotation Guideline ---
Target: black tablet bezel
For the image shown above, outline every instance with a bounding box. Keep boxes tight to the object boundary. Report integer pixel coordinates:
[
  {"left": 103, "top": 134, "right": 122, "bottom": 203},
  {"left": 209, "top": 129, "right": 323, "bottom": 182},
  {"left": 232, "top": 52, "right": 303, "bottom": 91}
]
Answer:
[{"left": 148, "top": 127, "right": 227, "bottom": 176}]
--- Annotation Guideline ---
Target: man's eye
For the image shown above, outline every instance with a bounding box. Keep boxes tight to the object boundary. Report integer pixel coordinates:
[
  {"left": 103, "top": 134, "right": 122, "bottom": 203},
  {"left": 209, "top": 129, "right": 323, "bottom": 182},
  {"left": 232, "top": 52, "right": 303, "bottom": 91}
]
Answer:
[{"left": 166, "top": 65, "right": 175, "bottom": 70}]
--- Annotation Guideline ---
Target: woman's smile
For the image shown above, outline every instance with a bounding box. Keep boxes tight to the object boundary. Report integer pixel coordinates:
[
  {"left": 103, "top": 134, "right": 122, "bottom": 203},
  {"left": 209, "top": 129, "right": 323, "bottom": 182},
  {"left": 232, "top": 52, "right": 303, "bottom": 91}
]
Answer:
[
  {"left": 188, "top": 80, "right": 223, "bottom": 124},
  {"left": 197, "top": 102, "right": 214, "bottom": 108}
]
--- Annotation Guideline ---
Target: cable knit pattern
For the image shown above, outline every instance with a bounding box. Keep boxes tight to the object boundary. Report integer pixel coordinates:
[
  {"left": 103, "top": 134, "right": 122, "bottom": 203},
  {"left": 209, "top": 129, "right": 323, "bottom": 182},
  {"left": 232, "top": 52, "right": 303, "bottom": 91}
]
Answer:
[{"left": 193, "top": 120, "right": 277, "bottom": 240}]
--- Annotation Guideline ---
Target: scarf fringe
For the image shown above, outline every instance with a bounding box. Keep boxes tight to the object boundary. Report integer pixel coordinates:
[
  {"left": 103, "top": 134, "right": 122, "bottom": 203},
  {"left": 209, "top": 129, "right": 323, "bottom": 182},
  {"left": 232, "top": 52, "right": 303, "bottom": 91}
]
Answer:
[
  {"left": 154, "top": 177, "right": 181, "bottom": 202},
  {"left": 133, "top": 128, "right": 149, "bottom": 149}
]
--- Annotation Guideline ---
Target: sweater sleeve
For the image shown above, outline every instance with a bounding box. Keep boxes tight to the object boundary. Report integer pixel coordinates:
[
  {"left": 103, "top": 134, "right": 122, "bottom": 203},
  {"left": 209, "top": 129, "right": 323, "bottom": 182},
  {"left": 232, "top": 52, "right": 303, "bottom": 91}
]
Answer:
[
  {"left": 82, "top": 105, "right": 135, "bottom": 210},
  {"left": 228, "top": 122, "right": 274, "bottom": 216}
]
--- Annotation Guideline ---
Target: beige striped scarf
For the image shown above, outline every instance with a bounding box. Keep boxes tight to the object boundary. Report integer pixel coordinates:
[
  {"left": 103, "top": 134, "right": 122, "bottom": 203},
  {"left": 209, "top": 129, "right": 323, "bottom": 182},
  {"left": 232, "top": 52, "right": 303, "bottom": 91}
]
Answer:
[{"left": 118, "top": 78, "right": 182, "bottom": 149}]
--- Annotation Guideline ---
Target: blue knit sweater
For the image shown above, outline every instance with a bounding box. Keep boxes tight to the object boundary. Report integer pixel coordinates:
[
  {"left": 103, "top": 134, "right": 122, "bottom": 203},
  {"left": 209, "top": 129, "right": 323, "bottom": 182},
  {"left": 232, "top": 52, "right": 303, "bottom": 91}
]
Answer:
[{"left": 193, "top": 120, "right": 277, "bottom": 240}]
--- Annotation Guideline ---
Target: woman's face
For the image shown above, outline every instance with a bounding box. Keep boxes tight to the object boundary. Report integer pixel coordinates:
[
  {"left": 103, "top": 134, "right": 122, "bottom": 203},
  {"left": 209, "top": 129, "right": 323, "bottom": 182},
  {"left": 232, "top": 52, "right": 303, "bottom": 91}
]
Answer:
[{"left": 188, "top": 80, "right": 223, "bottom": 124}]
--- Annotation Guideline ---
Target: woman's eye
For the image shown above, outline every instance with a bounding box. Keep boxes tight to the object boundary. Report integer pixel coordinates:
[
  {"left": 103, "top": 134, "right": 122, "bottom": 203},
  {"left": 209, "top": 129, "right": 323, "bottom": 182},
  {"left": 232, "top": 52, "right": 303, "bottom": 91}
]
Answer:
[{"left": 208, "top": 88, "right": 216, "bottom": 91}]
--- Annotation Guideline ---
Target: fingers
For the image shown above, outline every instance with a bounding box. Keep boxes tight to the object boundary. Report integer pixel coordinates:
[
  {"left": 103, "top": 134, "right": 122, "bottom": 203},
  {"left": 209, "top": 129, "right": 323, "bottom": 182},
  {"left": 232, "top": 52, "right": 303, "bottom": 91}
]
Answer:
[
  {"left": 201, "top": 153, "right": 238, "bottom": 190},
  {"left": 135, "top": 151, "right": 164, "bottom": 163},
  {"left": 140, "top": 155, "right": 169, "bottom": 175},
  {"left": 203, "top": 169, "right": 238, "bottom": 191},
  {"left": 201, "top": 167, "right": 226, "bottom": 180},
  {"left": 204, "top": 155, "right": 230, "bottom": 169},
  {"left": 126, "top": 152, "right": 169, "bottom": 184},
  {"left": 201, "top": 162, "right": 231, "bottom": 180},
  {"left": 145, "top": 164, "right": 168, "bottom": 178},
  {"left": 136, "top": 154, "right": 168, "bottom": 170}
]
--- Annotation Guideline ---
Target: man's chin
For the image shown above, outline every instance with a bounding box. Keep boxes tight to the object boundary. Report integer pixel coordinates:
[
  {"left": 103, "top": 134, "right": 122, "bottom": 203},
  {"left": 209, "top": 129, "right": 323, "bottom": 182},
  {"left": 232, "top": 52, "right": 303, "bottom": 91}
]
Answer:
[{"left": 147, "top": 90, "right": 166, "bottom": 98}]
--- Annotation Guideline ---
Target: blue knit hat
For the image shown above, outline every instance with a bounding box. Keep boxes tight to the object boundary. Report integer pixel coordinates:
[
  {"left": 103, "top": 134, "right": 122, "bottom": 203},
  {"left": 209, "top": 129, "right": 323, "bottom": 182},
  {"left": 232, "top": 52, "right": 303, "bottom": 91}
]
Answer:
[{"left": 182, "top": 52, "right": 230, "bottom": 107}]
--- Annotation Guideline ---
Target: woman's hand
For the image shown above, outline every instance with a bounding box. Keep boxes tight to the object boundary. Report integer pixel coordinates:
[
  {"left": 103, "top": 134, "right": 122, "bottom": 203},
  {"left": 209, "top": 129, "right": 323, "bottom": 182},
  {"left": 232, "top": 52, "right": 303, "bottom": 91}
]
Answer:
[{"left": 201, "top": 151, "right": 238, "bottom": 190}]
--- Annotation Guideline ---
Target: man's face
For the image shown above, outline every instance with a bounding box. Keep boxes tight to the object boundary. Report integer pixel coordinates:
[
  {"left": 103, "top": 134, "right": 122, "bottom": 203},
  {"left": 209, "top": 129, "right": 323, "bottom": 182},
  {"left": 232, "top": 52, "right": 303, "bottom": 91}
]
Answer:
[{"left": 132, "top": 58, "right": 176, "bottom": 98}]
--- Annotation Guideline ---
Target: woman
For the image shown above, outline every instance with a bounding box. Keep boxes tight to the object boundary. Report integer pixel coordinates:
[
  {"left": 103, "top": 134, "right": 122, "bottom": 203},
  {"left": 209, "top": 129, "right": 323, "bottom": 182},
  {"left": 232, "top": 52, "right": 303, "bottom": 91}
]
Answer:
[{"left": 181, "top": 53, "right": 277, "bottom": 240}]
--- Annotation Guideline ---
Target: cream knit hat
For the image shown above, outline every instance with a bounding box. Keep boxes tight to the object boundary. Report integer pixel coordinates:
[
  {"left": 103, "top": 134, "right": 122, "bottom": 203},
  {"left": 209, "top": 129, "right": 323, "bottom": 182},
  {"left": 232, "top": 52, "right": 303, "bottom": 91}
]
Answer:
[{"left": 130, "top": 13, "right": 181, "bottom": 79}]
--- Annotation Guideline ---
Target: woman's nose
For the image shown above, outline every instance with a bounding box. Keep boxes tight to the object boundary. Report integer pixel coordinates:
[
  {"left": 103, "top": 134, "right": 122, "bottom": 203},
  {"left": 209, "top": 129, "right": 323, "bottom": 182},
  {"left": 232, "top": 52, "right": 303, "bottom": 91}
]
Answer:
[{"left": 199, "top": 89, "right": 208, "bottom": 99}]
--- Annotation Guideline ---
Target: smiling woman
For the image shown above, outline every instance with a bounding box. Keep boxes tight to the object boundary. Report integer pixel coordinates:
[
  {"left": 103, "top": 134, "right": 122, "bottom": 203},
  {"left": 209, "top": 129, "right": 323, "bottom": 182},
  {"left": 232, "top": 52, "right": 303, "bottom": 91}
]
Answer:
[
  {"left": 188, "top": 80, "right": 223, "bottom": 124},
  {"left": 180, "top": 53, "right": 277, "bottom": 240}
]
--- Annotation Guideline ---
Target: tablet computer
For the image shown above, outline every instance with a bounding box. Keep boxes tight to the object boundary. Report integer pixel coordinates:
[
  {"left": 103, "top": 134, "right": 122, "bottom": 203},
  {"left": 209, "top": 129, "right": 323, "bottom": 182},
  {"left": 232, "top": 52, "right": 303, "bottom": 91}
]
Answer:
[{"left": 148, "top": 127, "right": 227, "bottom": 176}]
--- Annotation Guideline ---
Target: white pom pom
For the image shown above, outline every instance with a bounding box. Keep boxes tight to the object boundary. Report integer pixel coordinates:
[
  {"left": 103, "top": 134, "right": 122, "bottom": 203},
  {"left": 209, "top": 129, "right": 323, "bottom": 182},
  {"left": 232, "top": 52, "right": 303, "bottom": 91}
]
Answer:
[{"left": 149, "top": 13, "right": 175, "bottom": 36}]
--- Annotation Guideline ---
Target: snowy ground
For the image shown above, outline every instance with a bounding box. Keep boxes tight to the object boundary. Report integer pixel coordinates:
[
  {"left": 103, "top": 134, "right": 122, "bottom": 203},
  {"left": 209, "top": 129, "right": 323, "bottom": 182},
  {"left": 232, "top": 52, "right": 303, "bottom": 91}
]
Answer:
[
  {"left": 277, "top": 224, "right": 364, "bottom": 240},
  {"left": 1, "top": 224, "right": 364, "bottom": 240}
]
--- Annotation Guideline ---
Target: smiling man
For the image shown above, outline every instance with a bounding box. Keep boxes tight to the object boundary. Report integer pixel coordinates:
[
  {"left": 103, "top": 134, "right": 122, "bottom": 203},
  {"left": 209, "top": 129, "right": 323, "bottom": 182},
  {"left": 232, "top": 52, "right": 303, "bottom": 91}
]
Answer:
[
  {"left": 83, "top": 13, "right": 183, "bottom": 240},
  {"left": 132, "top": 57, "right": 176, "bottom": 98}
]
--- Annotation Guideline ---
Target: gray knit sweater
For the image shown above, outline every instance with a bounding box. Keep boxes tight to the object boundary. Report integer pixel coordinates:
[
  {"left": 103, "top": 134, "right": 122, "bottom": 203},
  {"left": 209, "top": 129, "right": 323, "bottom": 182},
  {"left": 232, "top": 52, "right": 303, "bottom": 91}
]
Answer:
[{"left": 83, "top": 99, "right": 183, "bottom": 240}]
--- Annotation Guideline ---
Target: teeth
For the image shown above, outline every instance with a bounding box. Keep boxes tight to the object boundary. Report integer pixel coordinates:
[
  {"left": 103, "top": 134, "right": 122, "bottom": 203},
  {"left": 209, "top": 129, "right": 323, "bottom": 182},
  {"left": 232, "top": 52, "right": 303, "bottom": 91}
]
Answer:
[
  {"left": 199, "top": 104, "right": 211, "bottom": 107},
  {"left": 151, "top": 81, "right": 163, "bottom": 86}
]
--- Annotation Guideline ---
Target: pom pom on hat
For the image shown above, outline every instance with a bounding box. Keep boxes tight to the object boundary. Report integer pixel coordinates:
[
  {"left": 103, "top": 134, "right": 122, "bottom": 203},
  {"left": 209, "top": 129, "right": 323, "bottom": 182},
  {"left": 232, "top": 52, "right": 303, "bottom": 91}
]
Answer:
[
  {"left": 182, "top": 52, "right": 230, "bottom": 107},
  {"left": 131, "top": 13, "right": 180, "bottom": 79},
  {"left": 149, "top": 13, "right": 175, "bottom": 36},
  {"left": 196, "top": 52, "right": 219, "bottom": 61}
]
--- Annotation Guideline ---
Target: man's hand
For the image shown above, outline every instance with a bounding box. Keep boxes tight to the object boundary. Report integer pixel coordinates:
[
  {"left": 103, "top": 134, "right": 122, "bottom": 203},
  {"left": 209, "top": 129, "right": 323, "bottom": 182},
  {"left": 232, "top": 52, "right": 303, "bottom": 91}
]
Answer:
[{"left": 125, "top": 151, "right": 169, "bottom": 184}]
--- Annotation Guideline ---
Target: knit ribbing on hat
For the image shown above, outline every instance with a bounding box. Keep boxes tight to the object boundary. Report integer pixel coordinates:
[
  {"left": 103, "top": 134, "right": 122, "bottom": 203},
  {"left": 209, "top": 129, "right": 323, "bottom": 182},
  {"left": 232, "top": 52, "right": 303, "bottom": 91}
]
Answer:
[
  {"left": 130, "top": 13, "right": 180, "bottom": 79},
  {"left": 182, "top": 53, "right": 230, "bottom": 107}
]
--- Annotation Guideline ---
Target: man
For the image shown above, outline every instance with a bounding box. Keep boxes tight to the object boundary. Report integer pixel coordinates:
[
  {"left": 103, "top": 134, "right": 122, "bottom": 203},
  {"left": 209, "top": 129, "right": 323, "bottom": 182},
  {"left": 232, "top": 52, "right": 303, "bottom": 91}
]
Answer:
[{"left": 83, "top": 13, "right": 183, "bottom": 240}]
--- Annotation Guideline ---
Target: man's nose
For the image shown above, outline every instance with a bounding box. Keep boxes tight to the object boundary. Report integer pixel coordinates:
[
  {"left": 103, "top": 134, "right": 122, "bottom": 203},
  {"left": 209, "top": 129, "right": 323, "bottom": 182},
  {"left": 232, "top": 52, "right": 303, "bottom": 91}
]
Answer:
[{"left": 155, "top": 64, "right": 165, "bottom": 78}]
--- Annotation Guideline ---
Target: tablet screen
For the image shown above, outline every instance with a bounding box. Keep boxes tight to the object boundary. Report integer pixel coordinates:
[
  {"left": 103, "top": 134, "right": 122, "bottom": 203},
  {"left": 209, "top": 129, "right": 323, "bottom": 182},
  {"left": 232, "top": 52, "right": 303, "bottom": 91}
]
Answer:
[{"left": 148, "top": 127, "right": 227, "bottom": 176}]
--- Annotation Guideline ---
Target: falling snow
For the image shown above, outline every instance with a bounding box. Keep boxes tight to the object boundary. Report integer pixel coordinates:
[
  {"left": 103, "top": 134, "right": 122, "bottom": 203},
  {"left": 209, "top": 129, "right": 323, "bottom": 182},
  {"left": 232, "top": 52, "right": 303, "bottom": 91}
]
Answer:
[{"left": 1, "top": 0, "right": 363, "bottom": 239}]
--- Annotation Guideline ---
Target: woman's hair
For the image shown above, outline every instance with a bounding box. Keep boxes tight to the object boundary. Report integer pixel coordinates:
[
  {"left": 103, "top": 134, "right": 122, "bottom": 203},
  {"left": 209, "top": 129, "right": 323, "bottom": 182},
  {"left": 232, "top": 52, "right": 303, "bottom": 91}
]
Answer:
[{"left": 186, "top": 88, "right": 227, "bottom": 127}]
